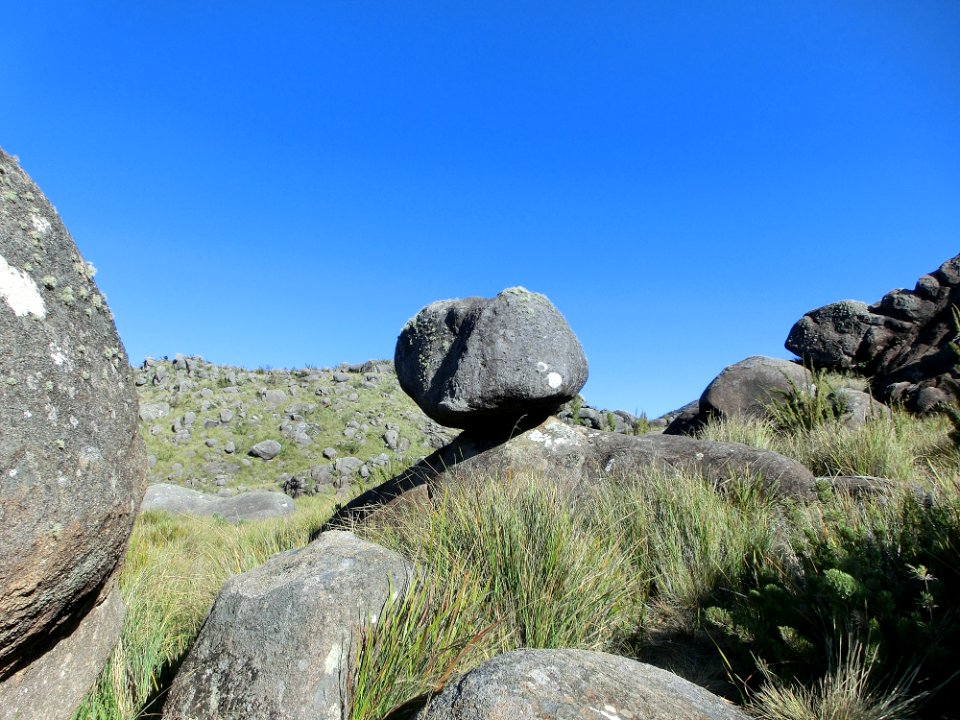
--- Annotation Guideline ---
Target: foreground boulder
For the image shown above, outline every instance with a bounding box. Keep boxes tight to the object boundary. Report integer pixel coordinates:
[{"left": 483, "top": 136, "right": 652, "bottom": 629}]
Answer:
[
  {"left": 786, "top": 255, "right": 960, "bottom": 412},
  {"left": 395, "top": 287, "right": 588, "bottom": 429},
  {"left": 141, "top": 483, "right": 294, "bottom": 522},
  {"left": 418, "top": 648, "right": 748, "bottom": 720},
  {"left": 0, "top": 149, "right": 146, "bottom": 718},
  {"left": 162, "top": 531, "right": 412, "bottom": 720},
  {"left": 323, "top": 416, "right": 815, "bottom": 530}
]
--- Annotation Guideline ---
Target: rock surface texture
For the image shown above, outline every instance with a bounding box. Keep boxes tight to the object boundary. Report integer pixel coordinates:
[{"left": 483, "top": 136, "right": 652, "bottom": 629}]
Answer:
[
  {"left": 395, "top": 287, "right": 588, "bottom": 429},
  {"left": 418, "top": 648, "right": 748, "bottom": 720},
  {"left": 162, "top": 531, "right": 412, "bottom": 720},
  {"left": 141, "top": 483, "right": 294, "bottom": 522},
  {"left": 0, "top": 149, "right": 146, "bottom": 719},
  {"left": 786, "top": 255, "right": 960, "bottom": 412}
]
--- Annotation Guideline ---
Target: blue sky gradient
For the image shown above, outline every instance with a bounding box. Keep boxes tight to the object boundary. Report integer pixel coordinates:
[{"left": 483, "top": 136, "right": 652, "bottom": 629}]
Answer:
[{"left": 3, "top": 2, "right": 958, "bottom": 416}]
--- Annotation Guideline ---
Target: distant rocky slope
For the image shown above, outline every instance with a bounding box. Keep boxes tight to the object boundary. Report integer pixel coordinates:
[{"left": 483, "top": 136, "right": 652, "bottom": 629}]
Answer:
[{"left": 135, "top": 355, "right": 454, "bottom": 497}]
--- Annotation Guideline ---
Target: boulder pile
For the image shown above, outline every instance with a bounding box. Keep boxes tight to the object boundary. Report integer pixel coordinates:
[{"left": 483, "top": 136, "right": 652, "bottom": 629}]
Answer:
[
  {"left": 0, "top": 149, "right": 146, "bottom": 719},
  {"left": 786, "top": 254, "right": 960, "bottom": 412}
]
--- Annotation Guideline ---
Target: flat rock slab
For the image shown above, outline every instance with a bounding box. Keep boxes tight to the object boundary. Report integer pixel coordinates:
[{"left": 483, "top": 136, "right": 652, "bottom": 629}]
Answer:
[
  {"left": 142, "top": 483, "right": 294, "bottom": 522},
  {"left": 323, "top": 416, "right": 814, "bottom": 530},
  {"left": 162, "top": 531, "right": 412, "bottom": 720},
  {"left": 0, "top": 148, "right": 145, "bottom": 713},
  {"left": 395, "top": 287, "right": 588, "bottom": 429},
  {"left": 418, "top": 648, "right": 748, "bottom": 720}
]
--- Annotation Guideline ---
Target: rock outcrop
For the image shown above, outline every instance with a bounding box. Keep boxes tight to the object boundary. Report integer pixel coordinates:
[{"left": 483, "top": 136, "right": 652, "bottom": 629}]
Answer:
[
  {"left": 418, "top": 648, "right": 748, "bottom": 720},
  {"left": 699, "top": 356, "right": 812, "bottom": 422},
  {"left": 0, "top": 149, "right": 146, "bottom": 719},
  {"left": 786, "top": 255, "right": 960, "bottom": 412},
  {"left": 395, "top": 287, "right": 588, "bottom": 429},
  {"left": 162, "top": 531, "right": 412, "bottom": 720}
]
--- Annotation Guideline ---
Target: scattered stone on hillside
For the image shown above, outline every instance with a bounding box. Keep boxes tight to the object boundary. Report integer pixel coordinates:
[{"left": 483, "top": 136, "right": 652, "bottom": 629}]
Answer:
[
  {"left": 0, "top": 148, "right": 146, "bottom": 719},
  {"left": 786, "top": 255, "right": 960, "bottom": 412},
  {"left": 249, "top": 439, "right": 281, "bottom": 460},
  {"left": 418, "top": 649, "right": 748, "bottom": 720},
  {"left": 395, "top": 287, "right": 589, "bottom": 429},
  {"left": 139, "top": 401, "right": 171, "bottom": 422},
  {"left": 220, "top": 408, "right": 234, "bottom": 423},
  {"left": 653, "top": 399, "right": 700, "bottom": 432},
  {"left": 142, "top": 483, "right": 293, "bottom": 522},
  {"left": 161, "top": 531, "right": 412, "bottom": 720},
  {"left": 324, "top": 416, "right": 815, "bottom": 530}
]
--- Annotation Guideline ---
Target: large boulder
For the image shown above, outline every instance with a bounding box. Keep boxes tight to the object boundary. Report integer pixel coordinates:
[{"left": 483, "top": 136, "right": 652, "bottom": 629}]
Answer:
[
  {"left": 395, "top": 287, "right": 588, "bottom": 429},
  {"left": 0, "top": 149, "right": 146, "bottom": 718},
  {"left": 141, "top": 483, "right": 294, "bottom": 522},
  {"left": 699, "top": 356, "right": 813, "bottom": 422},
  {"left": 418, "top": 648, "right": 748, "bottom": 720},
  {"left": 162, "top": 530, "right": 412, "bottom": 720},
  {"left": 786, "top": 255, "right": 960, "bottom": 412},
  {"left": 323, "top": 416, "right": 815, "bottom": 530}
]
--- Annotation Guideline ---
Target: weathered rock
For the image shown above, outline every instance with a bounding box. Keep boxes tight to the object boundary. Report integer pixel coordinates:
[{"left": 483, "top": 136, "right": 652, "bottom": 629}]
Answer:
[
  {"left": 0, "top": 148, "right": 146, "bottom": 717},
  {"left": 418, "top": 649, "right": 748, "bottom": 720},
  {"left": 324, "top": 416, "right": 815, "bottom": 530},
  {"left": 141, "top": 483, "right": 294, "bottom": 522},
  {"left": 249, "top": 439, "right": 281, "bottom": 460},
  {"left": 786, "top": 255, "right": 960, "bottom": 412},
  {"left": 829, "top": 388, "right": 891, "bottom": 429},
  {"left": 395, "top": 287, "right": 588, "bottom": 429},
  {"left": 700, "top": 356, "right": 812, "bottom": 422},
  {"left": 0, "top": 583, "right": 124, "bottom": 720},
  {"left": 139, "top": 401, "right": 171, "bottom": 422},
  {"left": 162, "top": 531, "right": 412, "bottom": 720}
]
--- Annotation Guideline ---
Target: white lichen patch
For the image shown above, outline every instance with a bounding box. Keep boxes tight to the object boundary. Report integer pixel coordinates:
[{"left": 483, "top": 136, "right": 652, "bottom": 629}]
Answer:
[
  {"left": 547, "top": 372, "right": 563, "bottom": 389},
  {"left": 30, "top": 214, "right": 52, "bottom": 235},
  {"left": 589, "top": 706, "right": 622, "bottom": 720},
  {"left": 323, "top": 644, "right": 344, "bottom": 676},
  {"left": 0, "top": 253, "right": 46, "bottom": 317},
  {"left": 537, "top": 361, "right": 549, "bottom": 372},
  {"left": 49, "top": 341, "right": 68, "bottom": 367},
  {"left": 528, "top": 428, "right": 574, "bottom": 449}
]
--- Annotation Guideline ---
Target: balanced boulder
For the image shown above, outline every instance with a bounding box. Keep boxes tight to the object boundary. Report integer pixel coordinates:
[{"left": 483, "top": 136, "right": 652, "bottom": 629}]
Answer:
[
  {"left": 786, "top": 255, "right": 960, "bottom": 412},
  {"left": 0, "top": 148, "right": 146, "bottom": 719},
  {"left": 395, "top": 287, "right": 588, "bottom": 429},
  {"left": 162, "top": 531, "right": 412, "bottom": 720},
  {"left": 418, "top": 648, "right": 748, "bottom": 720}
]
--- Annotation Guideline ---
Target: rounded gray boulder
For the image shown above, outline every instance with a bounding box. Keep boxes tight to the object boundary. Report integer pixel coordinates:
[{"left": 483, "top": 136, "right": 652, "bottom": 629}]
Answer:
[
  {"left": 0, "top": 148, "right": 146, "bottom": 718},
  {"left": 395, "top": 287, "right": 588, "bottom": 429},
  {"left": 700, "top": 356, "right": 813, "bottom": 422},
  {"left": 162, "top": 530, "right": 412, "bottom": 720},
  {"left": 418, "top": 648, "right": 748, "bottom": 720}
]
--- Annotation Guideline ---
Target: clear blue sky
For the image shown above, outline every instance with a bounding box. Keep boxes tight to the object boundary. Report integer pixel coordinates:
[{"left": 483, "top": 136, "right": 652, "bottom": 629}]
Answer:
[{"left": 2, "top": 2, "right": 958, "bottom": 417}]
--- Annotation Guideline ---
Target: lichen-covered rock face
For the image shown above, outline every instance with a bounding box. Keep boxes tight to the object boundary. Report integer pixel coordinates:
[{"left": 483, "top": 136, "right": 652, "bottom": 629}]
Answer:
[
  {"left": 161, "top": 531, "right": 412, "bottom": 720},
  {"left": 0, "top": 149, "right": 146, "bottom": 707},
  {"left": 395, "top": 287, "right": 588, "bottom": 429},
  {"left": 785, "top": 255, "right": 960, "bottom": 412},
  {"left": 418, "top": 648, "right": 749, "bottom": 720}
]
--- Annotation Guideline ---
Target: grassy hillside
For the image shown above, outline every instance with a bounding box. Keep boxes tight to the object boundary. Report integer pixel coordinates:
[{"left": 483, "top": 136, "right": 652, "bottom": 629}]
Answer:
[{"left": 135, "top": 355, "right": 454, "bottom": 494}]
